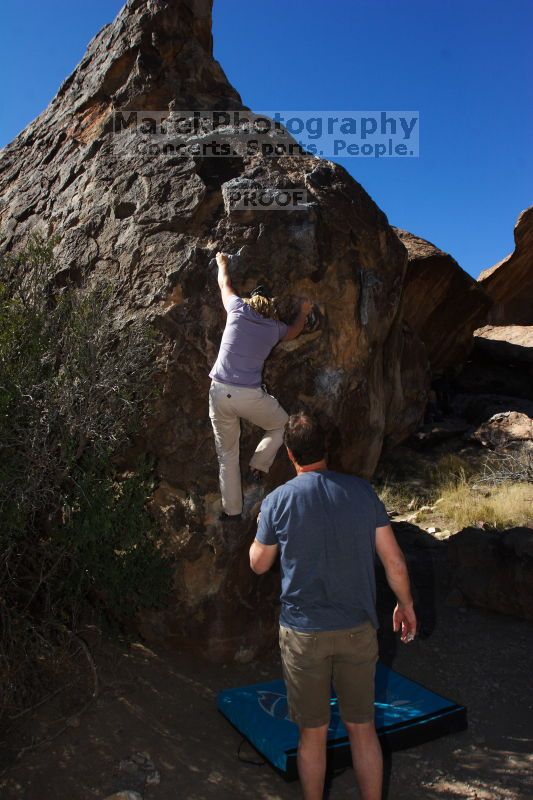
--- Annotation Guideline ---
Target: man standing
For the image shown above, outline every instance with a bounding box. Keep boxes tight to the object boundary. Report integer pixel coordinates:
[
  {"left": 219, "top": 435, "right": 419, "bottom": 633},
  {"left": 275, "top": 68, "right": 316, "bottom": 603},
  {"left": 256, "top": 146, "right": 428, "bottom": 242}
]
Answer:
[
  {"left": 249, "top": 413, "right": 417, "bottom": 800},
  {"left": 210, "top": 252, "right": 311, "bottom": 521}
]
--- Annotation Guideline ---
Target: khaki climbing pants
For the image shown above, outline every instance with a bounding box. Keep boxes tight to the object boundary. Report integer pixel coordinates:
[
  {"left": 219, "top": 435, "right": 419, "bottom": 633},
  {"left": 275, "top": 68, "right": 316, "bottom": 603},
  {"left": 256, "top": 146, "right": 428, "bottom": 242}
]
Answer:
[{"left": 209, "top": 380, "right": 289, "bottom": 516}]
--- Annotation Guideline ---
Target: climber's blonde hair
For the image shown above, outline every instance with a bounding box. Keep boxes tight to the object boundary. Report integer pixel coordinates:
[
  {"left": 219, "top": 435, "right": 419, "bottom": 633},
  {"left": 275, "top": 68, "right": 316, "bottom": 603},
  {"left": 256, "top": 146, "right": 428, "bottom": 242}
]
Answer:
[{"left": 244, "top": 294, "right": 278, "bottom": 320}]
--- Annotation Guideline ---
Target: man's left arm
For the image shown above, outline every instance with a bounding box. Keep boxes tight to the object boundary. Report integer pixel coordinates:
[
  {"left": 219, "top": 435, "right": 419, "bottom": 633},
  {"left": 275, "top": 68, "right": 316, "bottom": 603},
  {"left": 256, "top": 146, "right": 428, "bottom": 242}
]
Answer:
[{"left": 249, "top": 506, "right": 279, "bottom": 574}]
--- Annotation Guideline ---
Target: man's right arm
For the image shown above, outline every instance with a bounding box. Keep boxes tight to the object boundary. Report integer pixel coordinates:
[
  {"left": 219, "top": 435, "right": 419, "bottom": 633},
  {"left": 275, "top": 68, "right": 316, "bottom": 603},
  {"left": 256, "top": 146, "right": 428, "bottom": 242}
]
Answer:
[
  {"left": 250, "top": 504, "right": 279, "bottom": 574},
  {"left": 281, "top": 298, "right": 313, "bottom": 342},
  {"left": 375, "top": 524, "right": 417, "bottom": 643}
]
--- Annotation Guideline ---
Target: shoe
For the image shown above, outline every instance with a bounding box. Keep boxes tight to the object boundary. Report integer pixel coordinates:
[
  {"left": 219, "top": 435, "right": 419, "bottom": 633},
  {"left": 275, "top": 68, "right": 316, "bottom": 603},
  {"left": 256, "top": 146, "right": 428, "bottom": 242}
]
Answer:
[
  {"left": 218, "top": 511, "right": 242, "bottom": 522},
  {"left": 246, "top": 467, "right": 263, "bottom": 484}
]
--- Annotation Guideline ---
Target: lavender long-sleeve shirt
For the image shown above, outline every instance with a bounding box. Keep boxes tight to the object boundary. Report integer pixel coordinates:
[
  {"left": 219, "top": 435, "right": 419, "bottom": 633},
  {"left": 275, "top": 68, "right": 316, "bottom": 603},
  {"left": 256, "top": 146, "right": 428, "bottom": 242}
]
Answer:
[{"left": 209, "top": 295, "right": 288, "bottom": 387}]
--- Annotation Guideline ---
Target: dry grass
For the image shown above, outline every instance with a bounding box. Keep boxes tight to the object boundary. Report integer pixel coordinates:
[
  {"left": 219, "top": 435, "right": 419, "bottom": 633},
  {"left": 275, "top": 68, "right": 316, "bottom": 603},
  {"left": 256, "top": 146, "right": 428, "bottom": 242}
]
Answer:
[
  {"left": 377, "top": 454, "right": 476, "bottom": 514},
  {"left": 430, "top": 453, "right": 477, "bottom": 487},
  {"left": 377, "top": 448, "right": 533, "bottom": 530},
  {"left": 377, "top": 482, "right": 419, "bottom": 513},
  {"left": 435, "top": 479, "right": 533, "bottom": 530}
]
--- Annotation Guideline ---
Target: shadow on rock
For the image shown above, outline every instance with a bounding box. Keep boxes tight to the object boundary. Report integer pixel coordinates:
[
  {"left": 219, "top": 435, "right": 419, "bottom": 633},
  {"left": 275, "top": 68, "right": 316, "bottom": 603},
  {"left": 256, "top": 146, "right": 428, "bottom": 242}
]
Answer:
[{"left": 377, "top": 522, "right": 446, "bottom": 667}]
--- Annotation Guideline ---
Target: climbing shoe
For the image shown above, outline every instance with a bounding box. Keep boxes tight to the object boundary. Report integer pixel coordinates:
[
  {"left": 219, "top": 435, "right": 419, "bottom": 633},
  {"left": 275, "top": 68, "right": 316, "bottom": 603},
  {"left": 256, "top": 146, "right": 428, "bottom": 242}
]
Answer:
[{"left": 245, "top": 467, "right": 263, "bottom": 485}]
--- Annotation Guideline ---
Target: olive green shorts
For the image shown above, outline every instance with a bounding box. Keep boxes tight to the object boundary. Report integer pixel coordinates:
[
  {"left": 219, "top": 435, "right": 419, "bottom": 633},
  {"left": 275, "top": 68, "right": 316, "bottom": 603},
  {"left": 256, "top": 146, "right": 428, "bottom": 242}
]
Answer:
[{"left": 279, "top": 621, "right": 379, "bottom": 728}]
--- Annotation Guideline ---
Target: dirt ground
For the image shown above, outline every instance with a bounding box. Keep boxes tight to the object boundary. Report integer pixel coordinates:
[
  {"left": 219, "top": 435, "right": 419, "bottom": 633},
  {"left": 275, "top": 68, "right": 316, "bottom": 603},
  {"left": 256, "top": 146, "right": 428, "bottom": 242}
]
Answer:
[{"left": 1, "top": 538, "right": 532, "bottom": 800}]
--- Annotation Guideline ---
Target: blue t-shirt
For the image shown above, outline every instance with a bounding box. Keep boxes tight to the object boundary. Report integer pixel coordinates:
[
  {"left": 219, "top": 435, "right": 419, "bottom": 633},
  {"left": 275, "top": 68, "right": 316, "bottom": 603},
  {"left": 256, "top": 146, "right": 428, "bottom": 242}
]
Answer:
[
  {"left": 256, "top": 470, "right": 390, "bottom": 632},
  {"left": 209, "top": 295, "right": 288, "bottom": 387}
]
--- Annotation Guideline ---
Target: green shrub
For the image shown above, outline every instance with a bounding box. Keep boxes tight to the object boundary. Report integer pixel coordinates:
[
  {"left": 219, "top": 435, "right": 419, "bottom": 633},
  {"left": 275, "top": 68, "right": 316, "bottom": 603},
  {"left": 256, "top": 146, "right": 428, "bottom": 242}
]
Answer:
[
  {"left": 0, "top": 234, "right": 172, "bottom": 721},
  {"left": 50, "top": 453, "right": 173, "bottom": 626}
]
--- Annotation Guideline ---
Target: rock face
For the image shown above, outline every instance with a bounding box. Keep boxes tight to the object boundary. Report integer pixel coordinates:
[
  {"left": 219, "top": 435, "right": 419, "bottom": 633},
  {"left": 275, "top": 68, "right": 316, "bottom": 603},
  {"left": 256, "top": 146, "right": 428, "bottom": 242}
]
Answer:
[
  {"left": 472, "top": 411, "right": 533, "bottom": 449},
  {"left": 450, "top": 210, "right": 532, "bottom": 417},
  {"left": 474, "top": 324, "right": 533, "bottom": 364},
  {"left": 451, "top": 393, "right": 533, "bottom": 425},
  {"left": 454, "top": 325, "right": 533, "bottom": 404},
  {"left": 448, "top": 527, "right": 533, "bottom": 621},
  {"left": 478, "top": 206, "right": 533, "bottom": 325},
  {"left": 0, "top": 0, "right": 430, "bottom": 660},
  {"left": 393, "top": 228, "right": 492, "bottom": 375}
]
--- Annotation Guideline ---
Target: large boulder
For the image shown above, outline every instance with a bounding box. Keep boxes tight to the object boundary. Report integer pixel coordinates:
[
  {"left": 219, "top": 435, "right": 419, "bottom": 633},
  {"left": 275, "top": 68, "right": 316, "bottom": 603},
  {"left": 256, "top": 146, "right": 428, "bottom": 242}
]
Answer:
[
  {"left": 474, "top": 324, "right": 533, "bottom": 364},
  {"left": 448, "top": 527, "right": 533, "bottom": 621},
  {"left": 455, "top": 325, "right": 533, "bottom": 401},
  {"left": 478, "top": 206, "right": 533, "bottom": 325},
  {"left": 451, "top": 393, "right": 533, "bottom": 425},
  {"left": 472, "top": 411, "right": 533, "bottom": 449},
  {"left": 0, "top": 0, "right": 429, "bottom": 660},
  {"left": 393, "top": 228, "right": 492, "bottom": 375},
  {"left": 454, "top": 211, "right": 533, "bottom": 403}
]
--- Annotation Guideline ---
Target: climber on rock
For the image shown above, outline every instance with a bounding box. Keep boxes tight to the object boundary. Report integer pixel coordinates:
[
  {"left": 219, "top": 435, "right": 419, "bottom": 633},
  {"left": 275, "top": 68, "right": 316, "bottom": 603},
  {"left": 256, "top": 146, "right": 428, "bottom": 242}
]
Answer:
[{"left": 209, "top": 251, "right": 312, "bottom": 522}]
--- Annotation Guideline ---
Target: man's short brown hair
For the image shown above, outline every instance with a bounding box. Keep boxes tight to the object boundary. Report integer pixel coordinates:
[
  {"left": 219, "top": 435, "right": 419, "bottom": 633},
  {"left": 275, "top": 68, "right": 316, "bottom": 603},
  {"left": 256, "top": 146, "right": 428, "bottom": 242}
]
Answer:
[{"left": 284, "top": 413, "right": 325, "bottom": 466}]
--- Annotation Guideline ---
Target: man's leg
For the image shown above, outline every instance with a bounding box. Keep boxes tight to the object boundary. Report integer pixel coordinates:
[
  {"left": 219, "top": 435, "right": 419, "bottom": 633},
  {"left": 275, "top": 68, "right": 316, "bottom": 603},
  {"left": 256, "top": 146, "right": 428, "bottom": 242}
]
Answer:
[
  {"left": 344, "top": 720, "right": 383, "bottom": 800},
  {"left": 238, "top": 388, "right": 289, "bottom": 473},
  {"left": 279, "top": 626, "right": 331, "bottom": 799},
  {"left": 208, "top": 383, "right": 242, "bottom": 515},
  {"left": 332, "top": 623, "right": 381, "bottom": 800},
  {"left": 297, "top": 723, "right": 329, "bottom": 800}
]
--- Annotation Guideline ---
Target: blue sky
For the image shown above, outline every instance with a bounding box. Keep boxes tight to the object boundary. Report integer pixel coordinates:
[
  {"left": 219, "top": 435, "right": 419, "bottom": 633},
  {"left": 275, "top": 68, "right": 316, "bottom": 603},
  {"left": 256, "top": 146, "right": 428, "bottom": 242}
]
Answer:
[{"left": 1, "top": 0, "right": 531, "bottom": 277}]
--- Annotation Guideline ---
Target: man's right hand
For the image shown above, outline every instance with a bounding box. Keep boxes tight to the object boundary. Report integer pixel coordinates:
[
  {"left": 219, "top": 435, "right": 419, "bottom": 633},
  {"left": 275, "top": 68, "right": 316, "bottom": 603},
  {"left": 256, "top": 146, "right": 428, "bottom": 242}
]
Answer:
[{"left": 393, "top": 602, "right": 417, "bottom": 643}]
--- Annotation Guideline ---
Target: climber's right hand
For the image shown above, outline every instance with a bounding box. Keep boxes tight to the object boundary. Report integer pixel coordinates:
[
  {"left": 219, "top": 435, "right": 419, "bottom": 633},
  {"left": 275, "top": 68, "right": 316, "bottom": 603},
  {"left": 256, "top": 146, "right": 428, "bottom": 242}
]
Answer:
[{"left": 300, "top": 298, "right": 313, "bottom": 316}]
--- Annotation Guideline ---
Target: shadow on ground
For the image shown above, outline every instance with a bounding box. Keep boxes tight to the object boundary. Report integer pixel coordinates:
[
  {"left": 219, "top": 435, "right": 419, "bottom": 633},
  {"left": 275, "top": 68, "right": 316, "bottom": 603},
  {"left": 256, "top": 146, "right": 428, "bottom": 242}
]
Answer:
[{"left": 1, "top": 530, "right": 532, "bottom": 799}]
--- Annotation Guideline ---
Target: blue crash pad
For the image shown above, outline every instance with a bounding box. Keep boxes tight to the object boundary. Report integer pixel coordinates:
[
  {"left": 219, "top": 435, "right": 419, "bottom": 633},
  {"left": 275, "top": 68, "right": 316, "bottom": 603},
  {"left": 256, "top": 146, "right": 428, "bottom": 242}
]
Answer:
[{"left": 217, "top": 661, "right": 467, "bottom": 779}]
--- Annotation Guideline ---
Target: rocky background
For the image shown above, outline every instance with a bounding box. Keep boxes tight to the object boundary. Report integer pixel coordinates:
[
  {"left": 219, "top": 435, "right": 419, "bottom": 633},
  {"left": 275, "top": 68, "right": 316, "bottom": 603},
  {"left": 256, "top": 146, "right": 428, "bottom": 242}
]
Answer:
[{"left": 0, "top": 0, "right": 531, "bottom": 661}]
